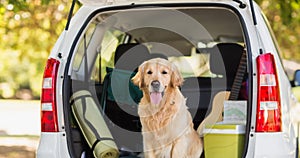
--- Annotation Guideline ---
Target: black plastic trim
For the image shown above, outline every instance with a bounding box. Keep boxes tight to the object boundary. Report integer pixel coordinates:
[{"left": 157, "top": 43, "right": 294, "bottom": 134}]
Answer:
[
  {"left": 249, "top": 0, "right": 257, "bottom": 25},
  {"left": 65, "top": 0, "right": 77, "bottom": 31}
]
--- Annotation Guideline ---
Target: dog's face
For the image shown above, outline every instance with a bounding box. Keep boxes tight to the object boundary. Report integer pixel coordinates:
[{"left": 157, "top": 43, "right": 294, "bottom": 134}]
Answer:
[{"left": 132, "top": 58, "right": 183, "bottom": 105}]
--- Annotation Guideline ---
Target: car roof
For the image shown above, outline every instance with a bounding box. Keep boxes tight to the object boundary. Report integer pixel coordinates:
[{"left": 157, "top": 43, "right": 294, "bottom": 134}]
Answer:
[{"left": 79, "top": 0, "right": 242, "bottom": 6}]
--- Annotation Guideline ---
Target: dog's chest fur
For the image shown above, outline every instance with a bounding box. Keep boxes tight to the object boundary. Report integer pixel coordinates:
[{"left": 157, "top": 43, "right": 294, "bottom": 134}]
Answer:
[
  {"left": 138, "top": 88, "right": 191, "bottom": 140},
  {"left": 140, "top": 100, "right": 178, "bottom": 132}
]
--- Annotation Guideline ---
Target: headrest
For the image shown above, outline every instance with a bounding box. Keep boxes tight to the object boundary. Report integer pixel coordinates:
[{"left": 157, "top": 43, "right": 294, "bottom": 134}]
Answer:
[
  {"left": 114, "top": 43, "right": 151, "bottom": 71},
  {"left": 114, "top": 44, "right": 168, "bottom": 71},
  {"left": 210, "top": 43, "right": 244, "bottom": 79}
]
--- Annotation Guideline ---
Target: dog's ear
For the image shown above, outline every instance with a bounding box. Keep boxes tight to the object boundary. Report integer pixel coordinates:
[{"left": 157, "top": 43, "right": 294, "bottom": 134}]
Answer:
[
  {"left": 132, "top": 62, "right": 145, "bottom": 88},
  {"left": 170, "top": 63, "right": 184, "bottom": 87}
]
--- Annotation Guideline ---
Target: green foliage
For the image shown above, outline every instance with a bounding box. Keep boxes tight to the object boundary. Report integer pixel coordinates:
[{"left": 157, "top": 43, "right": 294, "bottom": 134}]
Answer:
[
  {"left": 257, "top": 0, "right": 300, "bottom": 60},
  {"left": 256, "top": 0, "right": 299, "bottom": 24},
  {"left": 0, "top": 0, "right": 71, "bottom": 99}
]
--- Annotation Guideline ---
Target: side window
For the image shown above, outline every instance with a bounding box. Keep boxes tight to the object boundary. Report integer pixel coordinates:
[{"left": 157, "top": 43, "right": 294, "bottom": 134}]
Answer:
[
  {"left": 168, "top": 47, "right": 212, "bottom": 78},
  {"left": 90, "top": 29, "right": 125, "bottom": 82},
  {"left": 73, "top": 23, "right": 96, "bottom": 71}
]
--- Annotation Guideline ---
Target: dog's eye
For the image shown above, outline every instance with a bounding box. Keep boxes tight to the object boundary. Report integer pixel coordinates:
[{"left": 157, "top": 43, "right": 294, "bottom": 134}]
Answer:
[
  {"left": 162, "top": 70, "right": 168, "bottom": 74},
  {"left": 147, "top": 70, "right": 153, "bottom": 74}
]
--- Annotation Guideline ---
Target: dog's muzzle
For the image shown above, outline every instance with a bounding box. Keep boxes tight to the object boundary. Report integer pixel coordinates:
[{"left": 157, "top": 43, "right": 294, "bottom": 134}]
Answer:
[
  {"left": 151, "top": 80, "right": 160, "bottom": 92},
  {"left": 150, "top": 80, "right": 164, "bottom": 105}
]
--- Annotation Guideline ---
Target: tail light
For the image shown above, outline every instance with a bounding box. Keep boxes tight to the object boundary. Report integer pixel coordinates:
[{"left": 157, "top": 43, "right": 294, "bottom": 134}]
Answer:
[
  {"left": 256, "top": 53, "right": 281, "bottom": 132},
  {"left": 41, "top": 58, "right": 60, "bottom": 132}
]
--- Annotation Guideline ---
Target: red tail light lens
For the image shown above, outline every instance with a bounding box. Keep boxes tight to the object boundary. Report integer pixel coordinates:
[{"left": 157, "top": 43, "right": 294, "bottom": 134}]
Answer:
[
  {"left": 41, "top": 58, "right": 60, "bottom": 132},
  {"left": 256, "top": 53, "right": 281, "bottom": 132}
]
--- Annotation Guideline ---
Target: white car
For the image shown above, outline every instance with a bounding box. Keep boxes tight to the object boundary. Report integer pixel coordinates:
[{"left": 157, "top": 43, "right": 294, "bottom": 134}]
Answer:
[{"left": 37, "top": 0, "right": 299, "bottom": 157}]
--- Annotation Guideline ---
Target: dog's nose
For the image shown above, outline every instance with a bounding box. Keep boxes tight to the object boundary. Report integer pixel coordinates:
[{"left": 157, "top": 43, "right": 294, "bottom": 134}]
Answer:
[{"left": 151, "top": 80, "right": 160, "bottom": 91}]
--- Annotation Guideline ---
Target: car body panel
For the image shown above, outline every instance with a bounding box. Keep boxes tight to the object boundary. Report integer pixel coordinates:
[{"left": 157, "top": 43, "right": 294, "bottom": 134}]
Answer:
[
  {"left": 36, "top": 132, "right": 70, "bottom": 158},
  {"left": 254, "top": 133, "right": 296, "bottom": 158}
]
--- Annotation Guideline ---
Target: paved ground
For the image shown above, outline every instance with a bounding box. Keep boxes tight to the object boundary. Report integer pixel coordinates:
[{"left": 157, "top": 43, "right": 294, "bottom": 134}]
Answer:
[
  {"left": 0, "top": 99, "right": 40, "bottom": 136},
  {"left": 0, "top": 99, "right": 40, "bottom": 158}
]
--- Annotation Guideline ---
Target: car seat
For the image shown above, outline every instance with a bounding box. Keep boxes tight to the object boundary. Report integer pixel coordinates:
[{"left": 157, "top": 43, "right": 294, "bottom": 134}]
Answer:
[{"left": 100, "top": 43, "right": 151, "bottom": 154}]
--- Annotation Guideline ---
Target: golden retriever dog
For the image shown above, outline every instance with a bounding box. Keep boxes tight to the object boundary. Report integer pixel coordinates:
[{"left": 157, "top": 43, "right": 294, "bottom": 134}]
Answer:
[{"left": 132, "top": 58, "right": 203, "bottom": 158}]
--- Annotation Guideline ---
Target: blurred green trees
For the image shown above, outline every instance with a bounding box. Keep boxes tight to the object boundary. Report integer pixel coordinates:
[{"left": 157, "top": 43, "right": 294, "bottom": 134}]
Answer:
[
  {"left": 0, "top": 0, "right": 71, "bottom": 99},
  {"left": 0, "top": 0, "right": 300, "bottom": 99},
  {"left": 256, "top": 0, "right": 300, "bottom": 60}
]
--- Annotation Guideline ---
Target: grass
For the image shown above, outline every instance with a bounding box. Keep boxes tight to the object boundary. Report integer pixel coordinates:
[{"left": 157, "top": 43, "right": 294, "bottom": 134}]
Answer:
[
  {"left": 0, "top": 145, "right": 36, "bottom": 158},
  {"left": 0, "top": 136, "right": 39, "bottom": 158}
]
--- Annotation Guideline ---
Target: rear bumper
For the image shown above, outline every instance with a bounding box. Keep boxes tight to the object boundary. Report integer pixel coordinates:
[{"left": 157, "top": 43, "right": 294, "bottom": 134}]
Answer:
[
  {"left": 252, "top": 132, "right": 297, "bottom": 158},
  {"left": 36, "top": 132, "right": 70, "bottom": 158}
]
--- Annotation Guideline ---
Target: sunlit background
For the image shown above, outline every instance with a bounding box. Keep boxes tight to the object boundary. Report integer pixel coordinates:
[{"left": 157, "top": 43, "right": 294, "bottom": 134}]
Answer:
[{"left": 0, "top": 0, "right": 300, "bottom": 157}]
